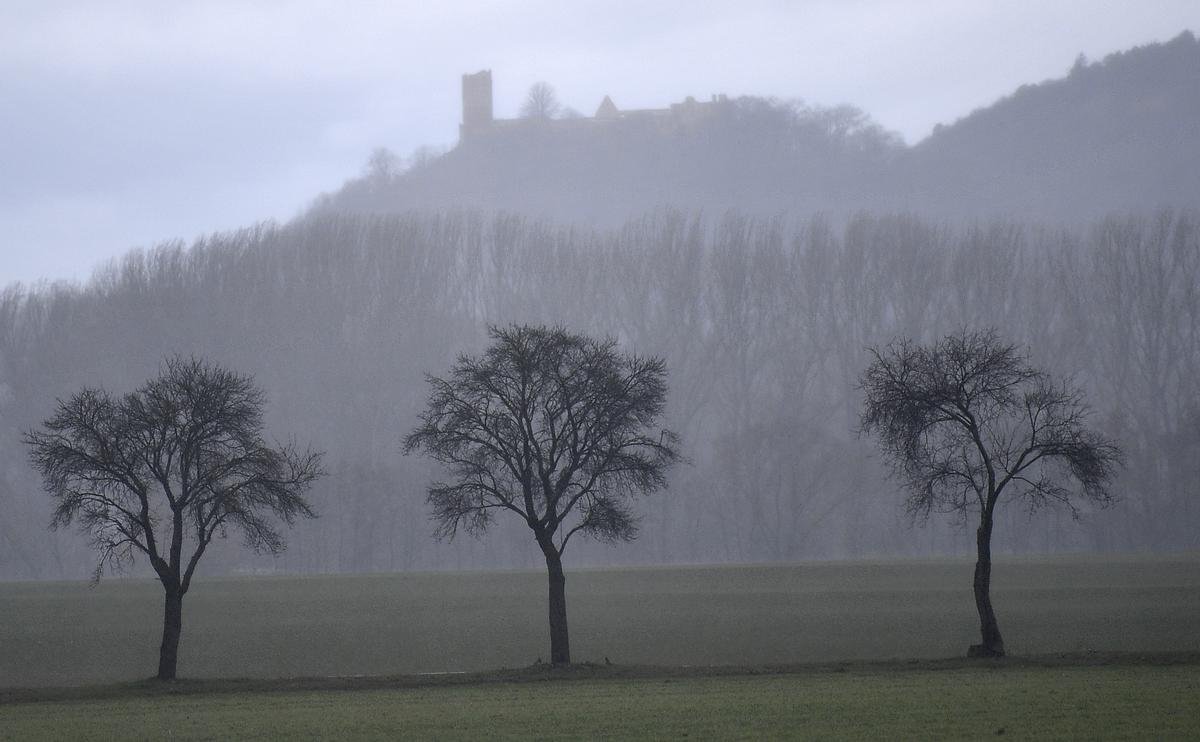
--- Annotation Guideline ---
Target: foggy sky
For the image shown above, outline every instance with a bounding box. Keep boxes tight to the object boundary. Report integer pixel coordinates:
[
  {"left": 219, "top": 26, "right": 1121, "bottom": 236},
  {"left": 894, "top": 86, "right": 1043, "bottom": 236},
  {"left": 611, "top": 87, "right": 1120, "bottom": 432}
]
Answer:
[{"left": 2, "top": 1, "right": 1196, "bottom": 286}]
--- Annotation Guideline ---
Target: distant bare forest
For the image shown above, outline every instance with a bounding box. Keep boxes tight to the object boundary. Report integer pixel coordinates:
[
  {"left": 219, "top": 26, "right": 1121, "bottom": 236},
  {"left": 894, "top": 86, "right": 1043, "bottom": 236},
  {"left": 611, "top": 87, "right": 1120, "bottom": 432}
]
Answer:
[{"left": 1, "top": 209, "right": 1197, "bottom": 579}]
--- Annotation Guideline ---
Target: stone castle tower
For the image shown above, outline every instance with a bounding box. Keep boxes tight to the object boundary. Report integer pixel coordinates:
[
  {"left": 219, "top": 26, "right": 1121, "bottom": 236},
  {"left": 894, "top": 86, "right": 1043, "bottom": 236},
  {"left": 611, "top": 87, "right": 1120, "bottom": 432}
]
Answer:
[{"left": 461, "top": 70, "right": 493, "bottom": 139}]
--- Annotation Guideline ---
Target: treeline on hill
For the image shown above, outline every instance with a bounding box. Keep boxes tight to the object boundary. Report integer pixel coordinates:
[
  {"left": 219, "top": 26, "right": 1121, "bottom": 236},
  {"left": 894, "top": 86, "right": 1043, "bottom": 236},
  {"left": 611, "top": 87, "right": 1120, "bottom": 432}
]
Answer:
[
  {"left": 315, "top": 32, "right": 1200, "bottom": 226},
  {"left": 321, "top": 97, "right": 901, "bottom": 224},
  {"left": 0, "top": 208, "right": 1197, "bottom": 580}
]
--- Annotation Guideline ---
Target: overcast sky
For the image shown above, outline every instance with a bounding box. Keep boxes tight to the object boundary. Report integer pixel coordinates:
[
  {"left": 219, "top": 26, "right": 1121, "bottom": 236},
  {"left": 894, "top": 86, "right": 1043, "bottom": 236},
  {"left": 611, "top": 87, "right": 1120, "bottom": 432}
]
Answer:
[{"left": 2, "top": 1, "right": 1196, "bottom": 287}]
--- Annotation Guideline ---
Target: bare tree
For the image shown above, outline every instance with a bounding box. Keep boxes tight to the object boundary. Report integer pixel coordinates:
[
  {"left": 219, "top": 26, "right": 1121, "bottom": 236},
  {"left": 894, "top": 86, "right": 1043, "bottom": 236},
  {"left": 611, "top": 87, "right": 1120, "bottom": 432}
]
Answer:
[
  {"left": 363, "top": 146, "right": 401, "bottom": 183},
  {"left": 405, "top": 325, "right": 679, "bottom": 664},
  {"left": 860, "top": 329, "right": 1121, "bottom": 657},
  {"left": 519, "top": 82, "right": 561, "bottom": 120},
  {"left": 25, "top": 357, "right": 324, "bottom": 680}
]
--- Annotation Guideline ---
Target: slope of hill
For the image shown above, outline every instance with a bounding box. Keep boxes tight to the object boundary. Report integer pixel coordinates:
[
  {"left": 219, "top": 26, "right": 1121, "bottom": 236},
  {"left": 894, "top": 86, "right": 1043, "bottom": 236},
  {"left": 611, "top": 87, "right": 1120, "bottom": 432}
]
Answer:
[
  {"left": 314, "top": 32, "right": 1199, "bottom": 224},
  {"left": 906, "top": 30, "right": 1200, "bottom": 221}
]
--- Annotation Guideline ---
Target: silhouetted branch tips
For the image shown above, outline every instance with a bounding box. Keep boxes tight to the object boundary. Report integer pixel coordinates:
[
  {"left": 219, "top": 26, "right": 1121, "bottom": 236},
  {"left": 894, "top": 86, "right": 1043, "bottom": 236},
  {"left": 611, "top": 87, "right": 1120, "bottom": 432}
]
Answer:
[
  {"left": 406, "top": 323, "right": 680, "bottom": 547},
  {"left": 519, "top": 82, "right": 562, "bottom": 120}
]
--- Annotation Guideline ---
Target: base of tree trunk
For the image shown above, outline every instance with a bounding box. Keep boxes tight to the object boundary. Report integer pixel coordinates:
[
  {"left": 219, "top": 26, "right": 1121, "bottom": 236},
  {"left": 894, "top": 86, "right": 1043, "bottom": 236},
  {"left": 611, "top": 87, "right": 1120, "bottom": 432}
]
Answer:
[{"left": 967, "top": 643, "right": 1005, "bottom": 658}]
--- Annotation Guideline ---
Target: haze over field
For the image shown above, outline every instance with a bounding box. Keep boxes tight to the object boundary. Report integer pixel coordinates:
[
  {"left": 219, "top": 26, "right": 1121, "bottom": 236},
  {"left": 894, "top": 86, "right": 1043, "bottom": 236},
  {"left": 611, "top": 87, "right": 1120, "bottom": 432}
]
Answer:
[
  {"left": 4, "top": 11, "right": 1200, "bottom": 731},
  {"left": 3, "top": 209, "right": 1199, "bottom": 580},
  {"left": 3, "top": 1, "right": 1198, "bottom": 285}
]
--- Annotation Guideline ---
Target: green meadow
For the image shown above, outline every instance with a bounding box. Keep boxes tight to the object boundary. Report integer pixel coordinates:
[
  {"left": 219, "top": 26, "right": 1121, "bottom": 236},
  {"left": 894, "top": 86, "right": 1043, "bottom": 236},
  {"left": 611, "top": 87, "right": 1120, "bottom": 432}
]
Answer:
[
  {"left": 1, "top": 553, "right": 1197, "bottom": 688},
  {"left": 2, "top": 661, "right": 1198, "bottom": 740},
  {"left": 2, "top": 554, "right": 1198, "bottom": 738}
]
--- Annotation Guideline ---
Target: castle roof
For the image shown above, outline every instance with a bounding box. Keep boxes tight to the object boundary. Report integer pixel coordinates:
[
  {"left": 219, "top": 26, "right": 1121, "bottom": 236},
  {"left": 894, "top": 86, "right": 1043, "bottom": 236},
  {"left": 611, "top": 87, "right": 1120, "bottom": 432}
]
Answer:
[{"left": 595, "top": 95, "right": 619, "bottom": 119}]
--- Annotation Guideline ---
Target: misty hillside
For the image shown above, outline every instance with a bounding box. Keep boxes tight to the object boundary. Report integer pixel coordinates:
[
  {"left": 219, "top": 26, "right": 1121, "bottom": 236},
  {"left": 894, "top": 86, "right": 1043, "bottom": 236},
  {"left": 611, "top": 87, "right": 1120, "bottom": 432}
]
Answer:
[
  {"left": 315, "top": 98, "right": 902, "bottom": 223},
  {"left": 907, "top": 30, "right": 1200, "bottom": 220},
  {"left": 315, "top": 32, "right": 1199, "bottom": 224}
]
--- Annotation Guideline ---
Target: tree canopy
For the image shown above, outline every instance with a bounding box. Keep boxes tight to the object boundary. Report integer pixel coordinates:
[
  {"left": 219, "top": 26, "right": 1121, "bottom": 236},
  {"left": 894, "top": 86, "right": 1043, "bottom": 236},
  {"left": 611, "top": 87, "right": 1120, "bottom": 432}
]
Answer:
[
  {"left": 519, "top": 81, "right": 562, "bottom": 120},
  {"left": 860, "top": 329, "right": 1121, "bottom": 520},
  {"left": 406, "top": 325, "right": 679, "bottom": 550}
]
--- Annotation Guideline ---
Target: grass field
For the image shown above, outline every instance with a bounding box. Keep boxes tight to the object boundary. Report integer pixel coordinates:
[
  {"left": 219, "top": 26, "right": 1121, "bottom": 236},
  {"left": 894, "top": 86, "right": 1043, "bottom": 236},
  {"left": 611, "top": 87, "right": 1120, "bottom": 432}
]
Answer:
[
  {"left": 1, "top": 553, "right": 1198, "bottom": 688},
  {"left": 2, "top": 554, "right": 1198, "bottom": 739},
  {"left": 1, "top": 659, "right": 1198, "bottom": 740}
]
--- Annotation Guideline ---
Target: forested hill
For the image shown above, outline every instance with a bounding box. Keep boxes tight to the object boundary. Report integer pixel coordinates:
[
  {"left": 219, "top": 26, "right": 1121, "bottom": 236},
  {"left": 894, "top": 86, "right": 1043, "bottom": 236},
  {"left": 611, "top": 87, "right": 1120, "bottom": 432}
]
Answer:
[{"left": 314, "top": 32, "right": 1199, "bottom": 224}]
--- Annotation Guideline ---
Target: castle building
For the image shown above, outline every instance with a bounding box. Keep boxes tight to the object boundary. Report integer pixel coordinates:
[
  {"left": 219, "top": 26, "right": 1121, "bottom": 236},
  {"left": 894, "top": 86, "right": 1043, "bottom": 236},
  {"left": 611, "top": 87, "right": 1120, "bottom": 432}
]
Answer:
[
  {"left": 460, "top": 70, "right": 494, "bottom": 139},
  {"left": 458, "top": 70, "right": 727, "bottom": 143}
]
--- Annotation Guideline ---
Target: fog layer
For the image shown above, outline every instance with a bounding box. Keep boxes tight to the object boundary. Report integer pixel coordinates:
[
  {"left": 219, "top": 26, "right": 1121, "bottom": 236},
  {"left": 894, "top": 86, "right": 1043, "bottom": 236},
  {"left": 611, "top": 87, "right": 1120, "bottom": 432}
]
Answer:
[{"left": 1, "top": 209, "right": 1196, "bottom": 579}]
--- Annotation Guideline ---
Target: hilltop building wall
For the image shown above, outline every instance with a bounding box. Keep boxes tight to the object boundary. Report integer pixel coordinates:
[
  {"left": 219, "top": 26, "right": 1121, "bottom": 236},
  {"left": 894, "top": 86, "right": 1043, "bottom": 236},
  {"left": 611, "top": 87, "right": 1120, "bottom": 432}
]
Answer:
[
  {"left": 461, "top": 70, "right": 494, "bottom": 139},
  {"left": 458, "top": 71, "right": 727, "bottom": 143}
]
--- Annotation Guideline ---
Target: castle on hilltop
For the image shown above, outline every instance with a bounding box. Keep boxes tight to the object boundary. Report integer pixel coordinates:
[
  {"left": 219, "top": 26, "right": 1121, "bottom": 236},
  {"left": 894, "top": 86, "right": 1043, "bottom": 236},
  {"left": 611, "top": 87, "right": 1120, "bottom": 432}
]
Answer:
[{"left": 460, "top": 70, "right": 729, "bottom": 142}]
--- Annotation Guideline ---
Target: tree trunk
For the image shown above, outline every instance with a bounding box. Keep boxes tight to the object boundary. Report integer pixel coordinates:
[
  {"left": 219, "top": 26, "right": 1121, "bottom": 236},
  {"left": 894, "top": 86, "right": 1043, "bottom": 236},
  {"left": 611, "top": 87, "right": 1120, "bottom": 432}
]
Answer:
[
  {"left": 543, "top": 548, "right": 570, "bottom": 665},
  {"left": 968, "top": 517, "right": 1005, "bottom": 657},
  {"left": 157, "top": 587, "right": 184, "bottom": 680}
]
